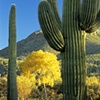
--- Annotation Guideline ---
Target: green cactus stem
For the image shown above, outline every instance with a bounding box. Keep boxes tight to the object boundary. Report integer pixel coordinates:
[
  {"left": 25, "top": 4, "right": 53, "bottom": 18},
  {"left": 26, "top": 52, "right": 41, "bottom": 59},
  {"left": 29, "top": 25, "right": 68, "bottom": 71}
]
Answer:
[
  {"left": 47, "top": 0, "right": 62, "bottom": 30},
  {"left": 7, "top": 4, "right": 18, "bottom": 100},
  {"left": 80, "top": 0, "right": 99, "bottom": 30},
  {"left": 38, "top": 1, "right": 64, "bottom": 51},
  {"left": 86, "top": 10, "right": 100, "bottom": 33},
  {"left": 38, "top": 0, "right": 100, "bottom": 100}
]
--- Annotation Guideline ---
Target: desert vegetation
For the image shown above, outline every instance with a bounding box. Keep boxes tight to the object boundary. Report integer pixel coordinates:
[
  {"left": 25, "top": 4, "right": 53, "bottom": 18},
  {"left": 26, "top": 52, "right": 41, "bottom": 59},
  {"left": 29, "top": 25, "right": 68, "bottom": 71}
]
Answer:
[
  {"left": 0, "top": 0, "right": 100, "bottom": 100},
  {"left": 0, "top": 50, "right": 100, "bottom": 100}
]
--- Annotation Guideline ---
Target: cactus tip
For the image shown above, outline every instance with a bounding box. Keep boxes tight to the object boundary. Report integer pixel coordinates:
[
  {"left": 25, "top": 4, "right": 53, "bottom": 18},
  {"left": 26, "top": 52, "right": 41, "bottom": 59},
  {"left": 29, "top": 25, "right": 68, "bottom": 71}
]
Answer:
[{"left": 11, "top": 3, "right": 16, "bottom": 7}]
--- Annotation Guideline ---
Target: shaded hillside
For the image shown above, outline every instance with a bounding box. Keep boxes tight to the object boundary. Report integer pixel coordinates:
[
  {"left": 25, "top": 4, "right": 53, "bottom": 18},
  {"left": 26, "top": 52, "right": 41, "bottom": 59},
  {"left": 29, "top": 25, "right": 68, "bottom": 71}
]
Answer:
[
  {"left": 86, "top": 30, "right": 100, "bottom": 55},
  {"left": 0, "top": 30, "right": 100, "bottom": 58},
  {"left": 0, "top": 30, "right": 59, "bottom": 58},
  {"left": 86, "top": 54, "right": 100, "bottom": 76}
]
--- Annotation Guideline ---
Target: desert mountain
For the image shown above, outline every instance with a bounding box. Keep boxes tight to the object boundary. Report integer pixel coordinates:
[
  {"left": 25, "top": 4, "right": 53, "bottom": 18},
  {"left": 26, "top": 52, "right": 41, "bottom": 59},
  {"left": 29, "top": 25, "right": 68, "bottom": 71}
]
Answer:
[
  {"left": 0, "top": 30, "right": 59, "bottom": 58},
  {"left": 0, "top": 30, "right": 100, "bottom": 58}
]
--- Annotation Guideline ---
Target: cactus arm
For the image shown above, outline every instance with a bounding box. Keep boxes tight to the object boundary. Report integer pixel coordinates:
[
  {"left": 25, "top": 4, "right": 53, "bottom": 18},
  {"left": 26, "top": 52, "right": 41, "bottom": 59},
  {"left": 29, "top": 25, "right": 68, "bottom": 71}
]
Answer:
[
  {"left": 86, "top": 10, "right": 100, "bottom": 33},
  {"left": 47, "top": 0, "right": 62, "bottom": 30},
  {"left": 38, "top": 1, "right": 64, "bottom": 51},
  {"left": 80, "top": 0, "right": 100, "bottom": 30},
  {"left": 7, "top": 4, "right": 18, "bottom": 100}
]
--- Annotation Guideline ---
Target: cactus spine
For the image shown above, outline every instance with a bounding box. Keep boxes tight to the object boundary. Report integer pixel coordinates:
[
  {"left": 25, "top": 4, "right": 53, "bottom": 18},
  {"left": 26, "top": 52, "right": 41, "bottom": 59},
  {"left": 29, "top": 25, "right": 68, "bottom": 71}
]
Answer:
[
  {"left": 38, "top": 0, "right": 100, "bottom": 100},
  {"left": 7, "top": 4, "right": 18, "bottom": 100}
]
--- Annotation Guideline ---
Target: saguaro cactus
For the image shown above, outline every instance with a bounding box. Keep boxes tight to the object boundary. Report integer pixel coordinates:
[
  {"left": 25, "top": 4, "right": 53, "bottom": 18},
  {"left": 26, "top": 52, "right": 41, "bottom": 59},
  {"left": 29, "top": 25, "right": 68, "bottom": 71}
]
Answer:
[
  {"left": 7, "top": 4, "right": 18, "bottom": 100},
  {"left": 38, "top": 0, "right": 100, "bottom": 100}
]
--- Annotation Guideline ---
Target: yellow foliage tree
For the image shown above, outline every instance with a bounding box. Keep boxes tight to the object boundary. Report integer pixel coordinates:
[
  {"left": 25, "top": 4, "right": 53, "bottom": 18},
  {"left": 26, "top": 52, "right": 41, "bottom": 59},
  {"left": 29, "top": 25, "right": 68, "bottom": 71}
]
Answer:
[
  {"left": 86, "top": 76, "right": 99, "bottom": 86},
  {"left": 17, "top": 74, "right": 36, "bottom": 99},
  {"left": 20, "top": 50, "right": 61, "bottom": 87}
]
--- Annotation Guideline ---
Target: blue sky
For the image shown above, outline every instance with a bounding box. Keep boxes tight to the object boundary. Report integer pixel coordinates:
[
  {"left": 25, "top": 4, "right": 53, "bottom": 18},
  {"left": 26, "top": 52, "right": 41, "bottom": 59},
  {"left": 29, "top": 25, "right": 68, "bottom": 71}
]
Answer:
[{"left": 0, "top": 0, "right": 62, "bottom": 49}]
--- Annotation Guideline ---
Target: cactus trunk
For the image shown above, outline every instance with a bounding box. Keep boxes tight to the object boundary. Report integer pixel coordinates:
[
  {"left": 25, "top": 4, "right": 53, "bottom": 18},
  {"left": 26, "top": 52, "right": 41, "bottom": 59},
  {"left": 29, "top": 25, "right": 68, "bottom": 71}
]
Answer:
[
  {"left": 61, "top": 1, "right": 86, "bottom": 99},
  {"left": 7, "top": 4, "right": 18, "bottom": 100},
  {"left": 61, "top": 32, "right": 86, "bottom": 100},
  {"left": 38, "top": 0, "right": 100, "bottom": 99},
  {"left": 62, "top": 1, "right": 86, "bottom": 99}
]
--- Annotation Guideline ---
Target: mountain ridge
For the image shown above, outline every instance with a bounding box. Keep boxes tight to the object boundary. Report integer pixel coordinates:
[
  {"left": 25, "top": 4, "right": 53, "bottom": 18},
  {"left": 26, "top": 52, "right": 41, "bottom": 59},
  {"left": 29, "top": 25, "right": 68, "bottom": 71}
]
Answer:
[
  {"left": 0, "top": 30, "right": 100, "bottom": 58},
  {"left": 0, "top": 30, "right": 59, "bottom": 58}
]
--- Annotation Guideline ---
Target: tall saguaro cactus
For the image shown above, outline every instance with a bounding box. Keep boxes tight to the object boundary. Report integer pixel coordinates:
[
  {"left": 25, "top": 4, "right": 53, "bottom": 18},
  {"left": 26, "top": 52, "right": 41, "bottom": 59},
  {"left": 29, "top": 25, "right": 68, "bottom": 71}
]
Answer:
[
  {"left": 38, "top": 0, "right": 100, "bottom": 100},
  {"left": 7, "top": 4, "right": 18, "bottom": 100}
]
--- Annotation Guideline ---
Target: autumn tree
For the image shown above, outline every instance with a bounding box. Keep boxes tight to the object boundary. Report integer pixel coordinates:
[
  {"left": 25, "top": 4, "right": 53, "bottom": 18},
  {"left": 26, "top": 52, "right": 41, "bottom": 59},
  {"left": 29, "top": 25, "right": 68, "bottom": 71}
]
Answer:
[
  {"left": 19, "top": 50, "right": 61, "bottom": 99},
  {"left": 20, "top": 50, "right": 61, "bottom": 87},
  {"left": 17, "top": 74, "right": 36, "bottom": 99}
]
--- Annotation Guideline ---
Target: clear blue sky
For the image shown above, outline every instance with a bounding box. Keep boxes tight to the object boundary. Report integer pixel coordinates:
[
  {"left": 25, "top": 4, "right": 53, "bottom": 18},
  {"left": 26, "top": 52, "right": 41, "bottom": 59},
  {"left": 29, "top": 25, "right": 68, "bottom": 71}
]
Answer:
[{"left": 0, "top": 0, "right": 62, "bottom": 49}]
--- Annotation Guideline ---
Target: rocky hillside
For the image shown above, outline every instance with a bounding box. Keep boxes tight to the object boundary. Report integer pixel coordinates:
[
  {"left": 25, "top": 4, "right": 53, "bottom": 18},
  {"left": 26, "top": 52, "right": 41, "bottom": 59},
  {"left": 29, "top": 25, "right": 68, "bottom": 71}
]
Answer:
[
  {"left": 0, "top": 30, "right": 100, "bottom": 58},
  {"left": 0, "top": 30, "right": 100, "bottom": 76},
  {"left": 86, "top": 30, "right": 100, "bottom": 55},
  {"left": 0, "top": 30, "right": 59, "bottom": 58}
]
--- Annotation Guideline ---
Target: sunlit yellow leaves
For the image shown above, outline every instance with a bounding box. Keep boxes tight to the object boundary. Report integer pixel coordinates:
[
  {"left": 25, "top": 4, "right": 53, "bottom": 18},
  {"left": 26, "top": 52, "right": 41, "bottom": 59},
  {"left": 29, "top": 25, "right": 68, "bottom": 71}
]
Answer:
[
  {"left": 17, "top": 75, "right": 36, "bottom": 99},
  {"left": 19, "top": 50, "right": 61, "bottom": 87},
  {"left": 86, "top": 76, "right": 99, "bottom": 86}
]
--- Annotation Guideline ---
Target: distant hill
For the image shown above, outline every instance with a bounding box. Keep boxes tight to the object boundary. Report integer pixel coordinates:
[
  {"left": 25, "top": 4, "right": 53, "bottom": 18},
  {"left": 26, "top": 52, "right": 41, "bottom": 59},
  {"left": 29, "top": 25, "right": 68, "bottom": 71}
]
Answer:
[
  {"left": 86, "top": 30, "right": 100, "bottom": 55},
  {"left": 0, "top": 30, "right": 59, "bottom": 58},
  {"left": 0, "top": 30, "right": 100, "bottom": 58},
  {"left": 0, "top": 30, "right": 100, "bottom": 76}
]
